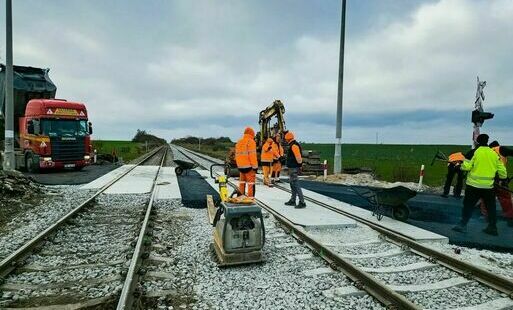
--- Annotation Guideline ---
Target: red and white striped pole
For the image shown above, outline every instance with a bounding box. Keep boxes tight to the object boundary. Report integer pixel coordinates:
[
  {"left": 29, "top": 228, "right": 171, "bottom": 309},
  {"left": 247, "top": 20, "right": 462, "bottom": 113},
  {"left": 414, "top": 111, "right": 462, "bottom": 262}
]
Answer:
[{"left": 418, "top": 164, "right": 425, "bottom": 191}]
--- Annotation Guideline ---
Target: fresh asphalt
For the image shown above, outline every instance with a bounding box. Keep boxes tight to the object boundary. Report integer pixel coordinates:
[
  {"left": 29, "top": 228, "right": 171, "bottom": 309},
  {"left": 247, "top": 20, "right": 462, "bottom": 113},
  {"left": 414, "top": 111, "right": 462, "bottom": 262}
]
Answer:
[
  {"left": 24, "top": 164, "right": 119, "bottom": 185},
  {"left": 297, "top": 179, "right": 513, "bottom": 253}
]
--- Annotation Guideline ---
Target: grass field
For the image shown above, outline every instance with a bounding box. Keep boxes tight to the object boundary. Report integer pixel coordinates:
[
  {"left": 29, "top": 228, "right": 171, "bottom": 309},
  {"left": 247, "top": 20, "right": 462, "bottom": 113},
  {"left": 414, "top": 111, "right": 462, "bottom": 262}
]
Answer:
[
  {"left": 174, "top": 142, "right": 234, "bottom": 161},
  {"left": 176, "top": 140, "right": 512, "bottom": 188},
  {"left": 92, "top": 140, "right": 147, "bottom": 162},
  {"left": 303, "top": 143, "right": 513, "bottom": 187}
]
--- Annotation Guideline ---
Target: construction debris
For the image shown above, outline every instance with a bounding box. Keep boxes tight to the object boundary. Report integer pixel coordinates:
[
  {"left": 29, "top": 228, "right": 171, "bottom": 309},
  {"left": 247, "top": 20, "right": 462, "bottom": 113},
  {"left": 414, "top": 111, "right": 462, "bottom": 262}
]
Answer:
[
  {"left": 307, "top": 172, "right": 441, "bottom": 193},
  {"left": 1, "top": 169, "right": 42, "bottom": 200}
]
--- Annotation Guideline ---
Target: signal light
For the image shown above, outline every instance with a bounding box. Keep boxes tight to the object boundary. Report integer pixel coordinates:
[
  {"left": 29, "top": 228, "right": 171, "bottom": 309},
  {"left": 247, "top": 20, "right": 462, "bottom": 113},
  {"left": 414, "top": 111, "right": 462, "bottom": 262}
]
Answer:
[{"left": 472, "top": 109, "right": 494, "bottom": 124}]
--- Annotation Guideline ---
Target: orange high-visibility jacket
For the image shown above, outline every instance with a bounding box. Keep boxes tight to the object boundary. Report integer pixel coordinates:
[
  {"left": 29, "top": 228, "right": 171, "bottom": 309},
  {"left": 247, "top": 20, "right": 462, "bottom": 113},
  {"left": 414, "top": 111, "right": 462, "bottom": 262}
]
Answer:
[
  {"left": 272, "top": 140, "right": 284, "bottom": 161},
  {"left": 235, "top": 134, "right": 258, "bottom": 169},
  {"left": 261, "top": 138, "right": 274, "bottom": 163},
  {"left": 493, "top": 146, "right": 508, "bottom": 165},
  {"left": 448, "top": 152, "right": 465, "bottom": 163}
]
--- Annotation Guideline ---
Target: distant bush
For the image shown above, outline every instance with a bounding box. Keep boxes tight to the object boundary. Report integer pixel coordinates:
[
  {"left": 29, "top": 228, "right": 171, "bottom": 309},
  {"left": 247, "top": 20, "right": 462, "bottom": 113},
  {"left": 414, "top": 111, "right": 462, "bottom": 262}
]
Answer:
[
  {"left": 132, "top": 129, "right": 166, "bottom": 145},
  {"left": 172, "top": 136, "right": 233, "bottom": 145}
]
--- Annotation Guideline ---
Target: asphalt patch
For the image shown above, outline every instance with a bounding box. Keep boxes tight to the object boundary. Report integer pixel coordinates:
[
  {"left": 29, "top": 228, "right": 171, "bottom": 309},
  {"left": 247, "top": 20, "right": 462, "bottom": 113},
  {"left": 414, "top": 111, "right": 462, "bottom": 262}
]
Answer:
[{"left": 177, "top": 170, "right": 220, "bottom": 209}]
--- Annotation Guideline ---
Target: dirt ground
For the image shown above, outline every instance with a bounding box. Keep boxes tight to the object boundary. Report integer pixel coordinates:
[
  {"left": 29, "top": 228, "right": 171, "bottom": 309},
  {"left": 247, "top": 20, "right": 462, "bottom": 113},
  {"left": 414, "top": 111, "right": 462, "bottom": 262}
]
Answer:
[
  {"left": 23, "top": 163, "right": 118, "bottom": 185},
  {"left": 307, "top": 172, "right": 443, "bottom": 194}
]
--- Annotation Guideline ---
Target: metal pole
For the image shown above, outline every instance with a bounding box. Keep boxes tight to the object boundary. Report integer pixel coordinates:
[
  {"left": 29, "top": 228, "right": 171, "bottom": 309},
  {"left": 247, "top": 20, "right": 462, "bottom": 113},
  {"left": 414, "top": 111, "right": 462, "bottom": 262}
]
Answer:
[
  {"left": 333, "top": 0, "right": 346, "bottom": 174},
  {"left": 3, "top": 0, "right": 15, "bottom": 171}
]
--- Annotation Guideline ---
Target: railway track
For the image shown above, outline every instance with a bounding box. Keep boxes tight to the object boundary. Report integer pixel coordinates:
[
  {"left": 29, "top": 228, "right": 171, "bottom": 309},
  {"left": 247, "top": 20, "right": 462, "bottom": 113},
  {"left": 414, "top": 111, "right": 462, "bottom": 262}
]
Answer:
[
  {"left": 173, "top": 145, "right": 513, "bottom": 310},
  {"left": 0, "top": 146, "right": 168, "bottom": 309}
]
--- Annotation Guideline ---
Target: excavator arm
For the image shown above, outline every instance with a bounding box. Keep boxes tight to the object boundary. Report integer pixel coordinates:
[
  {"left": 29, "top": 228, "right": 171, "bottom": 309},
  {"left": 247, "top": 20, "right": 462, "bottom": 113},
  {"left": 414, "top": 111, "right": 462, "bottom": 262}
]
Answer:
[{"left": 257, "top": 100, "right": 286, "bottom": 149}]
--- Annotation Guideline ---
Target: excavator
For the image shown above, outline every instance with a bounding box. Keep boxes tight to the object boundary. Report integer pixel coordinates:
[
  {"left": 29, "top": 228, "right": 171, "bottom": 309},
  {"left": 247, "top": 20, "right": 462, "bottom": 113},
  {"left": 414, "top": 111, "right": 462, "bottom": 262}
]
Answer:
[{"left": 225, "top": 100, "right": 287, "bottom": 176}]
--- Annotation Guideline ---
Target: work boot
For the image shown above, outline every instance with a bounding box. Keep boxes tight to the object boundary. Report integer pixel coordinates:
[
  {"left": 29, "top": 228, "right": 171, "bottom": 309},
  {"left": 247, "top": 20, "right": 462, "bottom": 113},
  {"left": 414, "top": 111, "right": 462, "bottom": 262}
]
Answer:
[
  {"left": 452, "top": 223, "right": 467, "bottom": 233},
  {"left": 284, "top": 200, "right": 296, "bottom": 206},
  {"left": 482, "top": 225, "right": 498, "bottom": 236},
  {"left": 295, "top": 201, "right": 306, "bottom": 209}
]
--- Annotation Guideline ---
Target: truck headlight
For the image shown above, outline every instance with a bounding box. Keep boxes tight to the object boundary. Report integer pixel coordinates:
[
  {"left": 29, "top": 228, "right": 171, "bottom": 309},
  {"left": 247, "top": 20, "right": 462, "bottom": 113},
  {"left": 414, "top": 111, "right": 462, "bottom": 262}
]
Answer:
[
  {"left": 42, "top": 157, "right": 52, "bottom": 162},
  {"left": 84, "top": 155, "right": 91, "bottom": 160}
]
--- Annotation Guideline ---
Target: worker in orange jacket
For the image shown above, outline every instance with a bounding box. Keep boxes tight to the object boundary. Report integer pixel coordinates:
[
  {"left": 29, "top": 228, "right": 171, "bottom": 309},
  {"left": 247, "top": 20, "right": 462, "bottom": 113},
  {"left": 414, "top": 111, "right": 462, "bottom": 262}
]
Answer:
[
  {"left": 441, "top": 152, "right": 466, "bottom": 198},
  {"left": 479, "top": 141, "right": 513, "bottom": 226},
  {"left": 271, "top": 134, "right": 284, "bottom": 183},
  {"left": 284, "top": 131, "right": 306, "bottom": 208},
  {"left": 235, "top": 127, "right": 258, "bottom": 197},
  {"left": 261, "top": 137, "right": 274, "bottom": 187}
]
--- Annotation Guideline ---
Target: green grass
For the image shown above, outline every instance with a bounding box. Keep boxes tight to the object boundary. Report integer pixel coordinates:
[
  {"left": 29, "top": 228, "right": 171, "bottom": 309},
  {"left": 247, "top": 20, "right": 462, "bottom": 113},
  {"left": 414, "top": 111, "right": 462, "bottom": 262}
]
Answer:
[
  {"left": 92, "top": 140, "right": 147, "bottom": 162},
  {"left": 302, "top": 143, "right": 513, "bottom": 187},
  {"left": 175, "top": 142, "right": 234, "bottom": 160}
]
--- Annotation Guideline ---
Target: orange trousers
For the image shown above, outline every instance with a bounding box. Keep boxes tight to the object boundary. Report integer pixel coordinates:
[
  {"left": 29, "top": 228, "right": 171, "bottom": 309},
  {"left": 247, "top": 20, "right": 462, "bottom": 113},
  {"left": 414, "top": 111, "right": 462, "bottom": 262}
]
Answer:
[
  {"left": 480, "top": 186, "right": 513, "bottom": 219},
  {"left": 239, "top": 170, "right": 256, "bottom": 197},
  {"left": 262, "top": 162, "right": 273, "bottom": 185},
  {"left": 272, "top": 161, "right": 282, "bottom": 180}
]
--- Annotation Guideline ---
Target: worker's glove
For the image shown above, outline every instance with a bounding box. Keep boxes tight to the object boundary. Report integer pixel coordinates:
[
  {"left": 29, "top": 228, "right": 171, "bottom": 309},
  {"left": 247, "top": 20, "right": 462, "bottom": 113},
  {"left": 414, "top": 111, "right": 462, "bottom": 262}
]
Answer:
[{"left": 499, "top": 179, "right": 509, "bottom": 187}]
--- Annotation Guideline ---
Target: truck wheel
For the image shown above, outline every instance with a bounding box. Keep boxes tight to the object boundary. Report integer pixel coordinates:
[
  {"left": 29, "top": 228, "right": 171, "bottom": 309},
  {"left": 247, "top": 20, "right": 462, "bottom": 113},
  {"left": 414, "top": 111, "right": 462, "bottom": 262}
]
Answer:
[
  {"left": 175, "top": 167, "right": 184, "bottom": 176},
  {"left": 393, "top": 204, "right": 410, "bottom": 222},
  {"left": 74, "top": 166, "right": 84, "bottom": 171},
  {"left": 26, "top": 154, "right": 39, "bottom": 173}
]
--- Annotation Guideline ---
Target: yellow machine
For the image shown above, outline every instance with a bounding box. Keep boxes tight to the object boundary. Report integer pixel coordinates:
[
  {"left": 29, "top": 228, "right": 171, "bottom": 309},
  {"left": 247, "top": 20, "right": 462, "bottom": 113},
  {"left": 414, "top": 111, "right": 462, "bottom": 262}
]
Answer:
[{"left": 207, "top": 164, "right": 265, "bottom": 267}]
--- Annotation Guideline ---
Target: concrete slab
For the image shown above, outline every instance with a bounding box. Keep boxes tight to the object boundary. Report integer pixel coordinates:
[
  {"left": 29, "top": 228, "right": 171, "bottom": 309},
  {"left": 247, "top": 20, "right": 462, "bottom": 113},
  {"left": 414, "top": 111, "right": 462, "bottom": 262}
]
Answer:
[
  {"left": 287, "top": 183, "right": 449, "bottom": 243},
  {"left": 155, "top": 167, "right": 181, "bottom": 199},
  {"left": 104, "top": 166, "right": 160, "bottom": 194},
  {"left": 80, "top": 165, "right": 135, "bottom": 190},
  {"left": 197, "top": 169, "right": 356, "bottom": 229},
  {"left": 361, "top": 261, "right": 436, "bottom": 273},
  {"left": 303, "top": 267, "right": 334, "bottom": 277},
  {"left": 254, "top": 181, "right": 357, "bottom": 229},
  {"left": 389, "top": 277, "right": 470, "bottom": 293}
]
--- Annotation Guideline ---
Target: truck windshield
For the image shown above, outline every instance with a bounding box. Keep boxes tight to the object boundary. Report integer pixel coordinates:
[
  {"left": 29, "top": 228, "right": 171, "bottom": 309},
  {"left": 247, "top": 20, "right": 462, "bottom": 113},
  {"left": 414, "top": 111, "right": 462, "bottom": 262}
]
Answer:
[{"left": 41, "top": 119, "right": 88, "bottom": 137}]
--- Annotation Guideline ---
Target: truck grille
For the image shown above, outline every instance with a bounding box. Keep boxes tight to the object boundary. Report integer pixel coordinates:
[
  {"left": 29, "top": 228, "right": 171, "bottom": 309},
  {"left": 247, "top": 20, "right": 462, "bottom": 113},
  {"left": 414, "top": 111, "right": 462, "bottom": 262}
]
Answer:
[{"left": 50, "top": 137, "right": 86, "bottom": 161}]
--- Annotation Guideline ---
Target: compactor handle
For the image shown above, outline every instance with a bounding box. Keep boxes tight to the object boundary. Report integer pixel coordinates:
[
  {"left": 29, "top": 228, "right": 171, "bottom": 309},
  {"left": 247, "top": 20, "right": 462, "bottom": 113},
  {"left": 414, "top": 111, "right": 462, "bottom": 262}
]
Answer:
[{"left": 210, "top": 163, "right": 230, "bottom": 179}]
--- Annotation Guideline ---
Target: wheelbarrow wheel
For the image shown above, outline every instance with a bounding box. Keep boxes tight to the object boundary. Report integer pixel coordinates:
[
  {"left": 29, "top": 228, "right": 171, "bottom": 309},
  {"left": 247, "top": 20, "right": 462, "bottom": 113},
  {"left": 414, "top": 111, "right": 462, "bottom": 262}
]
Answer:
[
  {"left": 372, "top": 204, "right": 384, "bottom": 221},
  {"left": 175, "top": 166, "right": 184, "bottom": 176},
  {"left": 393, "top": 204, "right": 410, "bottom": 222}
]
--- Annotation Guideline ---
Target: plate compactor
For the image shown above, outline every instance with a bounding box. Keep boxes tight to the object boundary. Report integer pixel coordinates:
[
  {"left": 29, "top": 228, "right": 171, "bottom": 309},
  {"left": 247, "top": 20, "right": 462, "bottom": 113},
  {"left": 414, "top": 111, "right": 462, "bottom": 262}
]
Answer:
[{"left": 206, "top": 164, "right": 265, "bottom": 267}]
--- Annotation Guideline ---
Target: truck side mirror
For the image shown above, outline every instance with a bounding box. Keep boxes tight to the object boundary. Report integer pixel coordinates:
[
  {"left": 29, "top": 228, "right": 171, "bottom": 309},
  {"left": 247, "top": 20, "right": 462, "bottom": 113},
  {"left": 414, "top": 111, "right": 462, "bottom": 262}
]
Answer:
[
  {"left": 88, "top": 122, "right": 93, "bottom": 135},
  {"left": 27, "top": 120, "right": 35, "bottom": 135}
]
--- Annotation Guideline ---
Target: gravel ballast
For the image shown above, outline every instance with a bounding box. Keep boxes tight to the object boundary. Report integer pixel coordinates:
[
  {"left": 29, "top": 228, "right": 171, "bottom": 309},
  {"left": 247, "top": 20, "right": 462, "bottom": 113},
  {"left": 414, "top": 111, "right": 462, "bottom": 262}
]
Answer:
[
  {"left": 0, "top": 193, "right": 148, "bottom": 308},
  {"left": 139, "top": 199, "right": 384, "bottom": 310}
]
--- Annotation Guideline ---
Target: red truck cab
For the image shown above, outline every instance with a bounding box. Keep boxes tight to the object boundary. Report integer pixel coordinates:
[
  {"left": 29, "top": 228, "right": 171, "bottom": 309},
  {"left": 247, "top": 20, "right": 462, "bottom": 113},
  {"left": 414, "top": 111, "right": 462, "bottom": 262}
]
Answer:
[{"left": 17, "top": 99, "right": 93, "bottom": 172}]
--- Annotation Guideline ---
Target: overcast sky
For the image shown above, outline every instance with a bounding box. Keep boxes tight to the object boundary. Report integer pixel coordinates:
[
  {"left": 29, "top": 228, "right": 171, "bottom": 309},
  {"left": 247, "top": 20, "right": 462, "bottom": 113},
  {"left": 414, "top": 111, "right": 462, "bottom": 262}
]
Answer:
[{"left": 1, "top": 0, "right": 512, "bottom": 144}]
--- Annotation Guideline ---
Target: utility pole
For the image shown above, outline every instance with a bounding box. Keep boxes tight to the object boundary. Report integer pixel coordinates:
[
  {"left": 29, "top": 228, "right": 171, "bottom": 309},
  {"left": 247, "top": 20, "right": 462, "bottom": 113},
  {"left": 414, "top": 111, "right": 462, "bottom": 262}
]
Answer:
[
  {"left": 3, "top": 0, "right": 15, "bottom": 171},
  {"left": 333, "top": 0, "right": 346, "bottom": 174}
]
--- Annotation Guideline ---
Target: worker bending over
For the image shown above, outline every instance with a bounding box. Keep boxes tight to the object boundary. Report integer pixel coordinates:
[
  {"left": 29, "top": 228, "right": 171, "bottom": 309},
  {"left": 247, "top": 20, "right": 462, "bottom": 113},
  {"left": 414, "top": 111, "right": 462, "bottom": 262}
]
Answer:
[
  {"left": 441, "top": 152, "right": 466, "bottom": 198},
  {"left": 479, "top": 141, "right": 513, "bottom": 227},
  {"left": 261, "top": 137, "right": 274, "bottom": 187},
  {"left": 235, "top": 127, "right": 258, "bottom": 197},
  {"left": 284, "top": 131, "right": 306, "bottom": 208},
  {"left": 271, "top": 134, "right": 284, "bottom": 183},
  {"left": 453, "top": 134, "right": 507, "bottom": 236}
]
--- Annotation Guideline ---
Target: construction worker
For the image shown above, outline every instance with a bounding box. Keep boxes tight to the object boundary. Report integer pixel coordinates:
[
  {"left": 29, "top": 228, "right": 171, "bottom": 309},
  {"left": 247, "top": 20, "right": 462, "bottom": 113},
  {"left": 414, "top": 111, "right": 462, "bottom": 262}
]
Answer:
[
  {"left": 479, "top": 141, "right": 513, "bottom": 227},
  {"left": 284, "top": 131, "right": 306, "bottom": 208},
  {"left": 441, "top": 152, "right": 466, "bottom": 198},
  {"left": 261, "top": 137, "right": 274, "bottom": 186},
  {"left": 271, "top": 134, "right": 284, "bottom": 183},
  {"left": 235, "top": 127, "right": 258, "bottom": 197},
  {"left": 453, "top": 134, "right": 508, "bottom": 236}
]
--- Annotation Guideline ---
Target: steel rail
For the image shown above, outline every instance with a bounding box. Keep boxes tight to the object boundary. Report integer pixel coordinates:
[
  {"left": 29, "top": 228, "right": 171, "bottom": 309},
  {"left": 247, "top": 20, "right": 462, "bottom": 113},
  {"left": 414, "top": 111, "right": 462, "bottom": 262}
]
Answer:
[
  {"left": 0, "top": 145, "right": 165, "bottom": 279},
  {"left": 272, "top": 183, "right": 513, "bottom": 298},
  {"left": 172, "top": 145, "right": 418, "bottom": 309},
  {"left": 176, "top": 145, "right": 513, "bottom": 304},
  {"left": 117, "top": 147, "right": 168, "bottom": 309}
]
